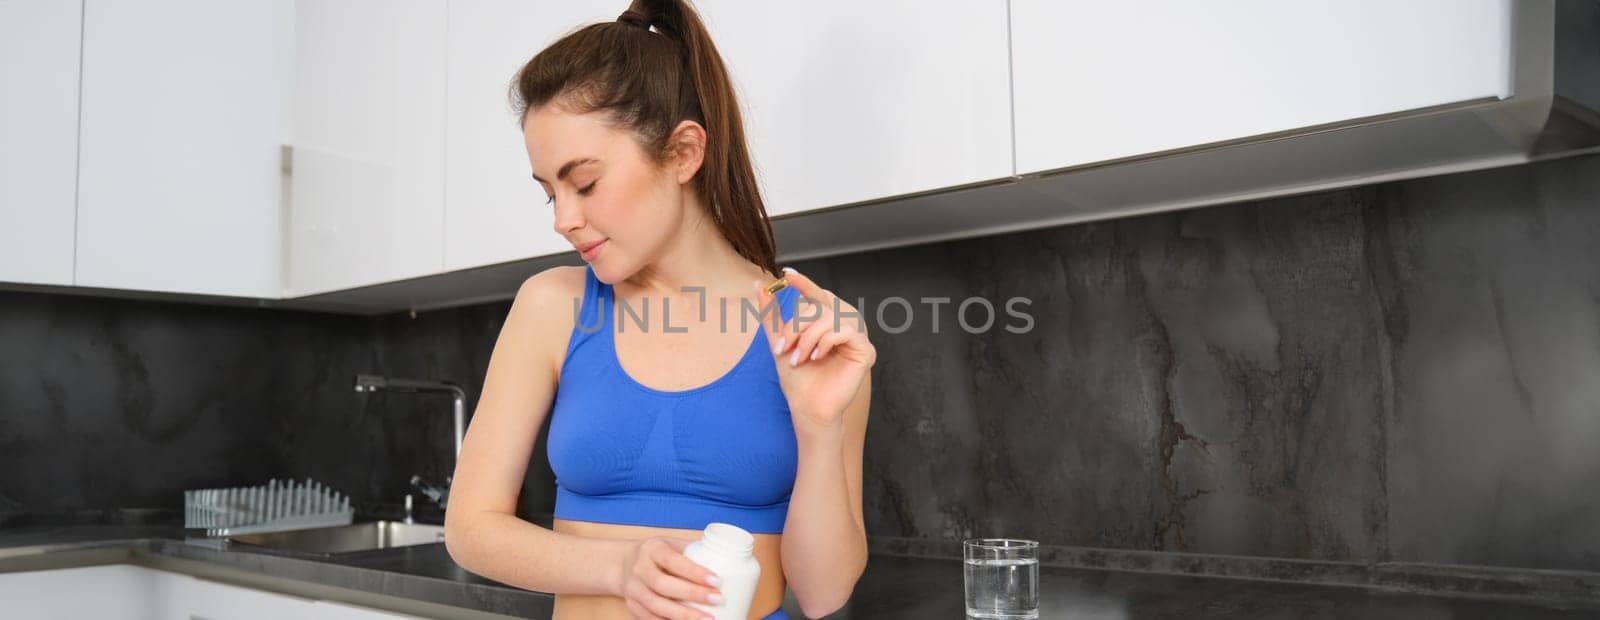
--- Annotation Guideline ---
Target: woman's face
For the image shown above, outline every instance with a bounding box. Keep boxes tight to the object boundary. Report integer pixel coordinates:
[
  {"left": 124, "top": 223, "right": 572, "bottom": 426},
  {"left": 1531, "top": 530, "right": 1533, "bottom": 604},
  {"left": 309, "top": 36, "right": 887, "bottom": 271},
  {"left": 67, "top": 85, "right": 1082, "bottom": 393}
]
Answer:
[{"left": 523, "top": 106, "right": 687, "bottom": 283}]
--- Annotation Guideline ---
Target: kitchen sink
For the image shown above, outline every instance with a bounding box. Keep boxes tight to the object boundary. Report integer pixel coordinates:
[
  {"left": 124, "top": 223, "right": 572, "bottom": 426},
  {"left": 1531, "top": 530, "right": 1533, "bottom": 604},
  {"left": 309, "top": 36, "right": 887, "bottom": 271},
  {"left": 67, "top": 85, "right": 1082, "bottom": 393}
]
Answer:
[{"left": 225, "top": 520, "right": 445, "bottom": 555}]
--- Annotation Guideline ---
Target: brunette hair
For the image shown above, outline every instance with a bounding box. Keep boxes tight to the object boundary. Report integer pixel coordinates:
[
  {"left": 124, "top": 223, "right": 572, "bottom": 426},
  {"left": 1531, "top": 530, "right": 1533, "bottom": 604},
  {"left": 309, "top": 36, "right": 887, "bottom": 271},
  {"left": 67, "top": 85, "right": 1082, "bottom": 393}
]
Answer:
[{"left": 510, "top": 0, "right": 779, "bottom": 277}]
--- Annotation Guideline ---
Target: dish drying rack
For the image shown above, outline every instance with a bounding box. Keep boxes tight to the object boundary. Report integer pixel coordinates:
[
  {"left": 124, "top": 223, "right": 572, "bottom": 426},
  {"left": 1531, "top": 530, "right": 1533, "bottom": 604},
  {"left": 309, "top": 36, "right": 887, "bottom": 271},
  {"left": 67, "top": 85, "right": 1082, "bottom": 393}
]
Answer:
[{"left": 185, "top": 478, "right": 353, "bottom": 537}]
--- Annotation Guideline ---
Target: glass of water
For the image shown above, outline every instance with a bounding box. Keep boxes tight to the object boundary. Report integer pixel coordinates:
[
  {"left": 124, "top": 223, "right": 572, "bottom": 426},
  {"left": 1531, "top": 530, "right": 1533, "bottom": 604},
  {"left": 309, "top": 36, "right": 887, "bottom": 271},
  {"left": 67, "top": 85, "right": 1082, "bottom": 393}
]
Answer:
[{"left": 964, "top": 538, "right": 1039, "bottom": 619}]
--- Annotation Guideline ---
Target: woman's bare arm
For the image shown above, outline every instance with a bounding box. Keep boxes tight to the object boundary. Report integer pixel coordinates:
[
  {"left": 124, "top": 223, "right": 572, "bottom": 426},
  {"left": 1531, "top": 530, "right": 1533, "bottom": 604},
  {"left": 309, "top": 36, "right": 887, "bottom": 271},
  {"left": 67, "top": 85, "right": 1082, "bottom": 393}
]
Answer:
[{"left": 443, "top": 266, "right": 632, "bottom": 596}]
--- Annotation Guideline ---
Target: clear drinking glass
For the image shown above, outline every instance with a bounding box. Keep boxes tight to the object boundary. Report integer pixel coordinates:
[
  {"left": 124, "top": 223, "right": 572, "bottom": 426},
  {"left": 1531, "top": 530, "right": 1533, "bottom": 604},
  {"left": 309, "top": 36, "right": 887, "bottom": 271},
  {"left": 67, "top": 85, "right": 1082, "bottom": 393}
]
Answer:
[{"left": 963, "top": 538, "right": 1040, "bottom": 619}]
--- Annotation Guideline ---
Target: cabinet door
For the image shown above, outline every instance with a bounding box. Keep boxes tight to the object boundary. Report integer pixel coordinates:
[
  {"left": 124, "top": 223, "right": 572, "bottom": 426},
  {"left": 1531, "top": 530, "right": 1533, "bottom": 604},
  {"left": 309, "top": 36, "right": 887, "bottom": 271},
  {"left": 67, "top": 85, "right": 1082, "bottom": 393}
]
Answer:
[
  {"left": 0, "top": 0, "right": 82, "bottom": 286},
  {"left": 705, "top": 0, "right": 1013, "bottom": 216},
  {"left": 309, "top": 599, "right": 425, "bottom": 619},
  {"left": 172, "top": 569, "right": 422, "bottom": 619},
  {"left": 443, "top": 1, "right": 613, "bottom": 271},
  {"left": 175, "top": 572, "right": 425, "bottom": 619},
  {"left": 1011, "top": 0, "right": 1513, "bottom": 174},
  {"left": 0, "top": 564, "right": 156, "bottom": 617},
  {"left": 288, "top": 0, "right": 448, "bottom": 297},
  {"left": 442, "top": 1, "right": 1012, "bottom": 270},
  {"left": 76, "top": 0, "right": 289, "bottom": 298},
  {"left": 170, "top": 572, "right": 319, "bottom": 619}
]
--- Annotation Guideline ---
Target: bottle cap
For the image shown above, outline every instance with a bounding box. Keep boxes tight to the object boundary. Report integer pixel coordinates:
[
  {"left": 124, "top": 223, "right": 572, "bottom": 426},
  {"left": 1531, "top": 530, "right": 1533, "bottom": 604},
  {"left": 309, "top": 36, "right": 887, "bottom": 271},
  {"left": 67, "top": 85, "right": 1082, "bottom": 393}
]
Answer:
[{"left": 702, "top": 522, "right": 755, "bottom": 557}]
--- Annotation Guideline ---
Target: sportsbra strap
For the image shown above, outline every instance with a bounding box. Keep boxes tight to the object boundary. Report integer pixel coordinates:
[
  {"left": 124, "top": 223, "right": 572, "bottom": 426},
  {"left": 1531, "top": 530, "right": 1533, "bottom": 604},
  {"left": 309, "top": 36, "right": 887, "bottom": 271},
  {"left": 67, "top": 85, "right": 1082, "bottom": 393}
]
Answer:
[{"left": 570, "top": 265, "right": 607, "bottom": 349}]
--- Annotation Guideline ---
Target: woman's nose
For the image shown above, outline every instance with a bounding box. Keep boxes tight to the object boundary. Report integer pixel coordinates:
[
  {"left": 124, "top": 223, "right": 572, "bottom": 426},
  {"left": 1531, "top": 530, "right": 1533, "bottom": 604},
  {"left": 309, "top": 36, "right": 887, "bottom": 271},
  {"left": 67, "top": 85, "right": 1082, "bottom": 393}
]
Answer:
[{"left": 551, "top": 200, "right": 584, "bottom": 234}]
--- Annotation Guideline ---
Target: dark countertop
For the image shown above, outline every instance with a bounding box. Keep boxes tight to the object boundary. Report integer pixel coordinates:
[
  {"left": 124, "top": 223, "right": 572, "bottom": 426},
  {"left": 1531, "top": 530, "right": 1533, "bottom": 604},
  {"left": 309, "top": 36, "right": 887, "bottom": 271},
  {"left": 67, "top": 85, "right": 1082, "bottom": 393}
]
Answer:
[
  {"left": 844, "top": 554, "right": 1600, "bottom": 619},
  {"left": 4, "top": 522, "right": 1600, "bottom": 619},
  {"left": 0, "top": 523, "right": 545, "bottom": 618}
]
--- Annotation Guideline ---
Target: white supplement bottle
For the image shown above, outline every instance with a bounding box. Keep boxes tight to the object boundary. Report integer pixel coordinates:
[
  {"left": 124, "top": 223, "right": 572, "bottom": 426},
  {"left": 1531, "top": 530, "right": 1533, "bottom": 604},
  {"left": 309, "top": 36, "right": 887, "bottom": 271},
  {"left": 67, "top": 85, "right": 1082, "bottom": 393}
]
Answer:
[{"left": 683, "top": 522, "right": 762, "bottom": 620}]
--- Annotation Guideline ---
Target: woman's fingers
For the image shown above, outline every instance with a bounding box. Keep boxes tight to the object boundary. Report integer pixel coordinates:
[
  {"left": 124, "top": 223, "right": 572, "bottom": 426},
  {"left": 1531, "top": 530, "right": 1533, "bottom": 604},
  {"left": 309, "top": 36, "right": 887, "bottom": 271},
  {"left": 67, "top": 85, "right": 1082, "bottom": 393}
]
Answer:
[
  {"left": 626, "top": 598, "right": 667, "bottom": 620},
  {"left": 806, "top": 328, "right": 850, "bottom": 363},
  {"left": 642, "top": 590, "right": 709, "bottom": 620},
  {"left": 650, "top": 545, "right": 722, "bottom": 604},
  {"left": 648, "top": 570, "right": 720, "bottom": 609},
  {"left": 789, "top": 288, "right": 869, "bottom": 366},
  {"left": 779, "top": 266, "right": 826, "bottom": 301},
  {"left": 786, "top": 313, "right": 833, "bottom": 366},
  {"left": 623, "top": 537, "right": 718, "bottom": 620},
  {"left": 760, "top": 267, "right": 856, "bottom": 366}
]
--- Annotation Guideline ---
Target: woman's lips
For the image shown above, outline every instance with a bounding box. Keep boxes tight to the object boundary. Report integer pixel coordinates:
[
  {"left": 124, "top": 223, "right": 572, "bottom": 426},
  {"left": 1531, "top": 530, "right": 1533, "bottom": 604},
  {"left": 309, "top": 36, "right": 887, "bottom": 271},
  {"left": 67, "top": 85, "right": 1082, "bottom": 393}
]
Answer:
[{"left": 579, "top": 239, "right": 607, "bottom": 261}]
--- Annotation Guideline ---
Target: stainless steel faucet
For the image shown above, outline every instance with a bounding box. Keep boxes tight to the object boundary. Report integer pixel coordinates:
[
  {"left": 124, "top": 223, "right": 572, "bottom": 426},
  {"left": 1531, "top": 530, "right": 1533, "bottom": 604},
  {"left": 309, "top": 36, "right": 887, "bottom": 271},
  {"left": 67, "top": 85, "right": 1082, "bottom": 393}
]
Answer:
[
  {"left": 352, "top": 374, "right": 466, "bottom": 461},
  {"left": 353, "top": 374, "right": 466, "bottom": 511}
]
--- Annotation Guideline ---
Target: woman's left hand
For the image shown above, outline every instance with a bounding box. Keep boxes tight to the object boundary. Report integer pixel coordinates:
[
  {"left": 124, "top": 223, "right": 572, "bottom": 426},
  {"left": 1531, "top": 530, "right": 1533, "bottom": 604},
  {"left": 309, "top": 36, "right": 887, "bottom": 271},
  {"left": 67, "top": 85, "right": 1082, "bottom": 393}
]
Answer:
[{"left": 755, "top": 267, "right": 876, "bottom": 437}]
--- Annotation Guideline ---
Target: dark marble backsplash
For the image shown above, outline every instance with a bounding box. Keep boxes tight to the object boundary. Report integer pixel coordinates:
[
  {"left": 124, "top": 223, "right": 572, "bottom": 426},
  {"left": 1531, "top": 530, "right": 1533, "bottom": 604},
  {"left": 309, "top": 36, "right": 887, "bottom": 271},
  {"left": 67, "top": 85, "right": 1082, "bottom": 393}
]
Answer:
[
  {"left": 0, "top": 292, "right": 529, "bottom": 523},
  {"left": 2, "top": 154, "right": 1598, "bottom": 574}
]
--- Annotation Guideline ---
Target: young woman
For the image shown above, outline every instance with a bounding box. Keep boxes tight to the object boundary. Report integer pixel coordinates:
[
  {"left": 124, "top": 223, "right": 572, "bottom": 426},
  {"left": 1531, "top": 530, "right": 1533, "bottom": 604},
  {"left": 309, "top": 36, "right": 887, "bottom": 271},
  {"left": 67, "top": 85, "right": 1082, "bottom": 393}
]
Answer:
[{"left": 442, "top": 2, "right": 875, "bottom": 619}]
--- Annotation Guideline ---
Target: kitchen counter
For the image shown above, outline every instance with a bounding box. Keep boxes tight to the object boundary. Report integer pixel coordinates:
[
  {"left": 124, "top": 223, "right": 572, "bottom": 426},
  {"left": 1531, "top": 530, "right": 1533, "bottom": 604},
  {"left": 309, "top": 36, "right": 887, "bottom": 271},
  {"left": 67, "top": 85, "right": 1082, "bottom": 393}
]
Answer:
[
  {"left": 3, "top": 521, "right": 1600, "bottom": 619},
  {"left": 0, "top": 522, "right": 544, "bottom": 619},
  {"left": 839, "top": 554, "right": 1600, "bottom": 619}
]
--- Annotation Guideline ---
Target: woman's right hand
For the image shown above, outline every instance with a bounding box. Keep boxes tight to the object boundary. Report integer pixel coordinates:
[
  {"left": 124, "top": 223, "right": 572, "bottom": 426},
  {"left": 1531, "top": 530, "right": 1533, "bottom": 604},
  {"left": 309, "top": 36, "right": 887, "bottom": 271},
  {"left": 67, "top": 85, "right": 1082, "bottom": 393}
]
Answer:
[{"left": 618, "top": 536, "right": 725, "bottom": 620}]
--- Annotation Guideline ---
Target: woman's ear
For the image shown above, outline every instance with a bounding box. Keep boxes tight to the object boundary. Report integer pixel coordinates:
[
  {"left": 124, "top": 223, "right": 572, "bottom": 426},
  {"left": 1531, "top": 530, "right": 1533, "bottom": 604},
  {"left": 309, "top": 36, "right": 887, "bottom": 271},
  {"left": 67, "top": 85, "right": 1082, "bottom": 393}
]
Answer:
[{"left": 666, "top": 119, "right": 707, "bottom": 184}]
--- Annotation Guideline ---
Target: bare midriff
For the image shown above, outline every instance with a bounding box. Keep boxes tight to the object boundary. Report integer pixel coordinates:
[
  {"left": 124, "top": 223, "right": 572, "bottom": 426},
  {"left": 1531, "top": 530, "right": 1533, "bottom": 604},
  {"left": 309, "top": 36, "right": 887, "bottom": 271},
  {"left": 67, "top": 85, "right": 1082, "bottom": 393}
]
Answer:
[{"left": 550, "top": 517, "right": 787, "bottom": 620}]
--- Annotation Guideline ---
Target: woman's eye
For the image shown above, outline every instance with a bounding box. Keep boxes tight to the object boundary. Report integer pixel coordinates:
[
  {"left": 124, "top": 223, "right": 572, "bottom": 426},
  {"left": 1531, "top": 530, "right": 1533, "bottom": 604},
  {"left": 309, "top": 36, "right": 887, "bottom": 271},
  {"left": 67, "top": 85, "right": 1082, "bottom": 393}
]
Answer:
[{"left": 543, "top": 182, "right": 596, "bottom": 206}]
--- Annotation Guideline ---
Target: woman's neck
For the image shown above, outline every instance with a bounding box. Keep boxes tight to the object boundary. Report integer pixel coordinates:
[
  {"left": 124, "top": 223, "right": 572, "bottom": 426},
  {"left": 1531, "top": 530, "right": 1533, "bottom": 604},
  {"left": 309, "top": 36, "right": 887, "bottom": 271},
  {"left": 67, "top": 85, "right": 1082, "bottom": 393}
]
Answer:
[{"left": 620, "top": 207, "right": 770, "bottom": 307}]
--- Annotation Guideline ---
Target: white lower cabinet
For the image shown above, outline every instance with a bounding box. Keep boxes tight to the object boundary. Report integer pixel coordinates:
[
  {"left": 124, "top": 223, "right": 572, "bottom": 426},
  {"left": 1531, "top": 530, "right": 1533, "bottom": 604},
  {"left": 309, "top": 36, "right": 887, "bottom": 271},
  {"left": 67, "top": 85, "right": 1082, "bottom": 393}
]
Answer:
[
  {"left": 0, "top": 564, "right": 166, "bottom": 618},
  {"left": 0, "top": 564, "right": 421, "bottom": 619}
]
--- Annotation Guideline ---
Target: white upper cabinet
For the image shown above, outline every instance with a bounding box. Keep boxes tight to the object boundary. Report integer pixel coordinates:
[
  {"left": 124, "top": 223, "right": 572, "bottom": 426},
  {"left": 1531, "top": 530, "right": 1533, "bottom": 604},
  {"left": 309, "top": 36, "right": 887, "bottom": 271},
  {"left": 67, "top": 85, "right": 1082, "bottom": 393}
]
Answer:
[
  {"left": 1010, "top": 0, "right": 1514, "bottom": 174},
  {"left": 441, "top": 1, "right": 1013, "bottom": 273},
  {"left": 0, "top": 0, "right": 82, "bottom": 287},
  {"left": 18, "top": 0, "right": 1564, "bottom": 313},
  {"left": 443, "top": 1, "right": 612, "bottom": 272},
  {"left": 704, "top": 0, "right": 1013, "bottom": 216},
  {"left": 288, "top": 0, "right": 448, "bottom": 297},
  {"left": 76, "top": 0, "right": 290, "bottom": 298}
]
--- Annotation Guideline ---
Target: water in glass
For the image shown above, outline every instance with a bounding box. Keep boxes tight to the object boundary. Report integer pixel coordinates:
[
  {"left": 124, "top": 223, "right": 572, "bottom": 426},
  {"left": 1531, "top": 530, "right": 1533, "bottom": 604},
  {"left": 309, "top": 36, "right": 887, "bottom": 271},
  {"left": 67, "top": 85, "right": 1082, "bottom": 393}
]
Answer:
[{"left": 964, "top": 539, "right": 1039, "bottom": 619}]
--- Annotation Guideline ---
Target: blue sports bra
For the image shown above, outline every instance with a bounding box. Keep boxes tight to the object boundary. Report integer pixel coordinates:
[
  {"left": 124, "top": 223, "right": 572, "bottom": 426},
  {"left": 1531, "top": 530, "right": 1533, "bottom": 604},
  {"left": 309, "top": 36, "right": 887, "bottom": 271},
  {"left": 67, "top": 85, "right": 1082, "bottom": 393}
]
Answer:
[{"left": 546, "top": 264, "right": 803, "bottom": 535}]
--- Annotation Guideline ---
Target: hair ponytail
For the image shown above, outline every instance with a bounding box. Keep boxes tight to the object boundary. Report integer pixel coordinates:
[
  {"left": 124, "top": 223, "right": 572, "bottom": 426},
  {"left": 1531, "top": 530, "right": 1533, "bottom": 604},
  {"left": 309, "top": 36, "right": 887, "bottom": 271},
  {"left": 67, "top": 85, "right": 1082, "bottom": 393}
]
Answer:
[{"left": 511, "top": 0, "right": 780, "bottom": 278}]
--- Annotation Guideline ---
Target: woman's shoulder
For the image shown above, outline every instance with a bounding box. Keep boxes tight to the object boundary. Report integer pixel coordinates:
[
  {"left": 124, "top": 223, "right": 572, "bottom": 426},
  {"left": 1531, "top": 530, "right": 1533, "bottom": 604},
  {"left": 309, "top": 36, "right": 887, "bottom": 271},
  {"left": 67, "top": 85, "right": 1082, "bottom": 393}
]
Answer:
[
  {"left": 516, "top": 264, "right": 588, "bottom": 301},
  {"left": 510, "top": 265, "right": 591, "bottom": 378},
  {"left": 514, "top": 265, "right": 590, "bottom": 329}
]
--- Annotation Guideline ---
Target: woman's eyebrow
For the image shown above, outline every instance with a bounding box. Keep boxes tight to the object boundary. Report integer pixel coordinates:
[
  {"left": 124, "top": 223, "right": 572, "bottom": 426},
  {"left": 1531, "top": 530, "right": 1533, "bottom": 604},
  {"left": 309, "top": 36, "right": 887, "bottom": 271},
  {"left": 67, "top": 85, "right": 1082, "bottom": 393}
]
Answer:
[{"left": 531, "top": 157, "right": 599, "bottom": 184}]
